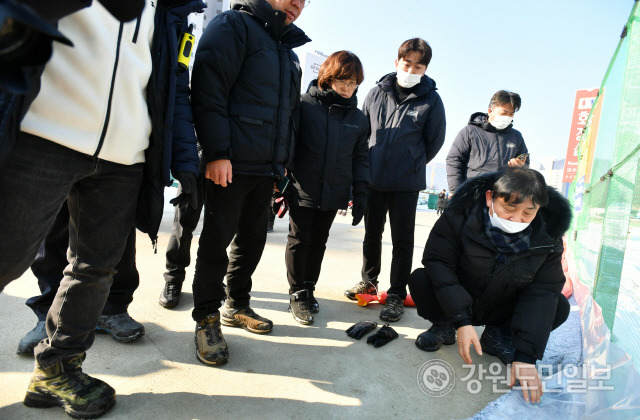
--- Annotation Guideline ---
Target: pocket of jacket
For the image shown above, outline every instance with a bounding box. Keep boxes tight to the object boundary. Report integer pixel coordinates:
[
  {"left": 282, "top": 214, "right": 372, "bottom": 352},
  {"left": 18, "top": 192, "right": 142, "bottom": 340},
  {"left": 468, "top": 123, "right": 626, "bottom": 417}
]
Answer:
[{"left": 229, "top": 103, "right": 276, "bottom": 162}]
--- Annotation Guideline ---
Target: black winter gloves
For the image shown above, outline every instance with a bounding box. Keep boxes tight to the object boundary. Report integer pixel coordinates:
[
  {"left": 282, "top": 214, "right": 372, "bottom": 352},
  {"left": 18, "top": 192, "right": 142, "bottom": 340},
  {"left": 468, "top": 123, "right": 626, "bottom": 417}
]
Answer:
[
  {"left": 351, "top": 183, "right": 368, "bottom": 226},
  {"left": 346, "top": 320, "right": 377, "bottom": 340},
  {"left": 170, "top": 172, "right": 199, "bottom": 209},
  {"left": 366, "top": 324, "right": 398, "bottom": 347}
]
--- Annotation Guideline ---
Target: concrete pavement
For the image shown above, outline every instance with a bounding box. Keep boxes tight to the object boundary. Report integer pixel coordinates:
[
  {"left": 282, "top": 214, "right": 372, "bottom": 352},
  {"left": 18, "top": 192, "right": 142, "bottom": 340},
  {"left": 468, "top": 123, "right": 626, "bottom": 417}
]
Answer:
[{"left": 0, "top": 204, "right": 502, "bottom": 419}]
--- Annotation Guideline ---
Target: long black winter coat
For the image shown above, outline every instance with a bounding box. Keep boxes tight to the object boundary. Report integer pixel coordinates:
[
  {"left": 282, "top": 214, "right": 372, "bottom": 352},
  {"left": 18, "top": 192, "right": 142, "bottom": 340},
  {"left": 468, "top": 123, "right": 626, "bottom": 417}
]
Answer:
[
  {"left": 422, "top": 172, "right": 572, "bottom": 361},
  {"left": 288, "top": 82, "right": 370, "bottom": 211},
  {"left": 445, "top": 112, "right": 528, "bottom": 192},
  {"left": 136, "top": 0, "right": 204, "bottom": 244},
  {"left": 363, "top": 72, "right": 446, "bottom": 192},
  {"left": 191, "top": 0, "right": 310, "bottom": 178}
]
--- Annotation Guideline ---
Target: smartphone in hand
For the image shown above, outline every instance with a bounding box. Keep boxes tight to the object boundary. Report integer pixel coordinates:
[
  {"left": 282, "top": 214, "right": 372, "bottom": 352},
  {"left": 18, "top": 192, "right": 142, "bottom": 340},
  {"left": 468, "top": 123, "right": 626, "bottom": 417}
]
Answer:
[
  {"left": 275, "top": 176, "right": 290, "bottom": 193},
  {"left": 516, "top": 153, "right": 530, "bottom": 161}
]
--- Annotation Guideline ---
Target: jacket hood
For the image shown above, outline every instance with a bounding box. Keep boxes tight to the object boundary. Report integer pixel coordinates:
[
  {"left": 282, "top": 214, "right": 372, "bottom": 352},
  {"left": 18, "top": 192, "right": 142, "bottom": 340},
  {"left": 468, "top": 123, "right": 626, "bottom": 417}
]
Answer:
[
  {"left": 377, "top": 72, "right": 437, "bottom": 98},
  {"left": 447, "top": 172, "right": 572, "bottom": 239},
  {"left": 307, "top": 79, "right": 358, "bottom": 108},
  {"left": 469, "top": 111, "right": 513, "bottom": 132},
  {"left": 231, "top": 0, "right": 310, "bottom": 48}
]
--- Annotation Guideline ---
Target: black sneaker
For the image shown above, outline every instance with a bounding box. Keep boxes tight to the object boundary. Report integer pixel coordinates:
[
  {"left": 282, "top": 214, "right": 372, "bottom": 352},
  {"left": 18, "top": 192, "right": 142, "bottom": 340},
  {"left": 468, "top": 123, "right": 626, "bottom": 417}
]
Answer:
[
  {"left": 96, "top": 313, "right": 145, "bottom": 343},
  {"left": 305, "top": 282, "right": 319, "bottom": 313},
  {"left": 195, "top": 313, "right": 229, "bottom": 366},
  {"left": 380, "top": 293, "right": 405, "bottom": 322},
  {"left": 159, "top": 280, "right": 183, "bottom": 309},
  {"left": 415, "top": 322, "right": 456, "bottom": 352},
  {"left": 289, "top": 290, "right": 314, "bottom": 325},
  {"left": 344, "top": 280, "right": 378, "bottom": 301},
  {"left": 17, "top": 320, "right": 47, "bottom": 355},
  {"left": 23, "top": 353, "right": 116, "bottom": 419},
  {"left": 308, "top": 292, "right": 319, "bottom": 314},
  {"left": 480, "top": 325, "right": 515, "bottom": 365}
]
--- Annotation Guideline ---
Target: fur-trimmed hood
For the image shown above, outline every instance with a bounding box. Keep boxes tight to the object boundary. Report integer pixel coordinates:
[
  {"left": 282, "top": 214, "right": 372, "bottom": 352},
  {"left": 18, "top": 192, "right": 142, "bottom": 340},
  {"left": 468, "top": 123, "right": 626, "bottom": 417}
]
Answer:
[{"left": 446, "top": 171, "right": 572, "bottom": 239}]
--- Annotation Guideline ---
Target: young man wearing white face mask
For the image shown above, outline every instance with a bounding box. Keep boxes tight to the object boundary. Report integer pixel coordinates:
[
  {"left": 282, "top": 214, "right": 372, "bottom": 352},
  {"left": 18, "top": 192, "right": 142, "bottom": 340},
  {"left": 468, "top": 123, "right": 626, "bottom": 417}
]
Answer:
[
  {"left": 408, "top": 167, "right": 571, "bottom": 405},
  {"left": 344, "top": 38, "right": 446, "bottom": 323},
  {"left": 446, "top": 90, "right": 529, "bottom": 193}
]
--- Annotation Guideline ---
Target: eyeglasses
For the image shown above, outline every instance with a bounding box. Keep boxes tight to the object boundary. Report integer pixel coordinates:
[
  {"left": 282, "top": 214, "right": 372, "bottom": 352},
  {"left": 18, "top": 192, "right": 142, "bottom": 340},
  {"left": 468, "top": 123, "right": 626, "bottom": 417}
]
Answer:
[
  {"left": 334, "top": 80, "right": 358, "bottom": 89},
  {"left": 298, "top": 0, "right": 310, "bottom": 8}
]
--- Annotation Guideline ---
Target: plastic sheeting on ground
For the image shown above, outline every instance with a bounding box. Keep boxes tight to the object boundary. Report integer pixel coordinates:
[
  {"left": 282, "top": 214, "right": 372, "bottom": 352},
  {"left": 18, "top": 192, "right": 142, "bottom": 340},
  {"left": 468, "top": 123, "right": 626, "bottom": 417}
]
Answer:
[{"left": 470, "top": 250, "right": 640, "bottom": 420}]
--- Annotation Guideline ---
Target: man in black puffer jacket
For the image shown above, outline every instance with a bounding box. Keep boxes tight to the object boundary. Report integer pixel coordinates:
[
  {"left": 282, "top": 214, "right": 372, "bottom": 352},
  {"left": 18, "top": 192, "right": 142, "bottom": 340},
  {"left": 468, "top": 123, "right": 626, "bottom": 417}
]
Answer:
[
  {"left": 408, "top": 167, "right": 572, "bottom": 404},
  {"left": 345, "top": 38, "right": 446, "bottom": 323},
  {"left": 189, "top": 0, "right": 310, "bottom": 366},
  {"left": 446, "top": 90, "right": 529, "bottom": 193}
]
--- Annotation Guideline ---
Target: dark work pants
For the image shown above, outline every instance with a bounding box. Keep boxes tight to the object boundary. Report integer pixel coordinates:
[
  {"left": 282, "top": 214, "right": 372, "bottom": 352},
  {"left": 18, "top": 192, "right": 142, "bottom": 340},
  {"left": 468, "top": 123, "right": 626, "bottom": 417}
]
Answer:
[
  {"left": 285, "top": 205, "right": 337, "bottom": 294},
  {"left": 361, "top": 189, "right": 419, "bottom": 299},
  {"left": 408, "top": 267, "right": 570, "bottom": 331},
  {"left": 0, "top": 133, "right": 142, "bottom": 367},
  {"left": 163, "top": 172, "right": 205, "bottom": 284},
  {"left": 28, "top": 203, "right": 139, "bottom": 320},
  {"left": 191, "top": 174, "right": 273, "bottom": 322}
]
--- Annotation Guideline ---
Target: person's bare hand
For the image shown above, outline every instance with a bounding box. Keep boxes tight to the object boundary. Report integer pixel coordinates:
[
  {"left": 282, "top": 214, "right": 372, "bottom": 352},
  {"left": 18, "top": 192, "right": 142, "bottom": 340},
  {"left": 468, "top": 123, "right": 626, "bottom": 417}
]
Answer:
[
  {"left": 509, "top": 361, "right": 543, "bottom": 403},
  {"left": 457, "top": 325, "right": 482, "bottom": 364},
  {"left": 205, "top": 159, "right": 232, "bottom": 187},
  {"left": 508, "top": 157, "right": 526, "bottom": 167}
]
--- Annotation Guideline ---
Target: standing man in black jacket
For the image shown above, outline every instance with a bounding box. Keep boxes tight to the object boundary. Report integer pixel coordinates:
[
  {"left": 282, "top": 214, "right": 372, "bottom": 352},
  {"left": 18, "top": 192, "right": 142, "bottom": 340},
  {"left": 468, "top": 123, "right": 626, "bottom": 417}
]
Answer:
[
  {"left": 446, "top": 90, "right": 529, "bottom": 192},
  {"left": 189, "top": 0, "right": 310, "bottom": 366},
  {"left": 345, "top": 38, "right": 446, "bottom": 323}
]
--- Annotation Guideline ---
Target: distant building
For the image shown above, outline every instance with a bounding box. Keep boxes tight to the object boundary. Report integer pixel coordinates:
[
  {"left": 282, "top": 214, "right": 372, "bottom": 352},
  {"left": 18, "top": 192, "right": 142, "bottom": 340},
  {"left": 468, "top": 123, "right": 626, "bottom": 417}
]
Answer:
[{"left": 532, "top": 157, "right": 565, "bottom": 192}]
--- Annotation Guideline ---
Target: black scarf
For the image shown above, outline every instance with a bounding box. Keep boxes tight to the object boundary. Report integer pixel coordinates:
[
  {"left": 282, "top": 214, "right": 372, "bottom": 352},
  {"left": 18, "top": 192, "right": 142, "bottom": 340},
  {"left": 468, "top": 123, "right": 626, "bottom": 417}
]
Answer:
[{"left": 482, "top": 207, "right": 531, "bottom": 254}]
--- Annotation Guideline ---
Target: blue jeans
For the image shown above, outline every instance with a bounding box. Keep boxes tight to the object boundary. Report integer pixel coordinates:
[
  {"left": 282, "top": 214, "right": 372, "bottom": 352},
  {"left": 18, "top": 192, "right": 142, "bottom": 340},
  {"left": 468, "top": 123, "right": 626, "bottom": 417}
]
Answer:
[{"left": 0, "top": 132, "right": 142, "bottom": 367}]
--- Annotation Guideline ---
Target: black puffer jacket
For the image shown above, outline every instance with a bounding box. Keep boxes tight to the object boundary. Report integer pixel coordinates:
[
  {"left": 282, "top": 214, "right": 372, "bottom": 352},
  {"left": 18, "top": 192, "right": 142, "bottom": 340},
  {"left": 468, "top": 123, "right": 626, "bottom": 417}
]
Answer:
[
  {"left": 363, "top": 72, "right": 446, "bottom": 192},
  {"left": 422, "top": 172, "right": 572, "bottom": 361},
  {"left": 446, "top": 112, "right": 528, "bottom": 192},
  {"left": 288, "top": 81, "right": 370, "bottom": 210},
  {"left": 191, "top": 0, "right": 310, "bottom": 178}
]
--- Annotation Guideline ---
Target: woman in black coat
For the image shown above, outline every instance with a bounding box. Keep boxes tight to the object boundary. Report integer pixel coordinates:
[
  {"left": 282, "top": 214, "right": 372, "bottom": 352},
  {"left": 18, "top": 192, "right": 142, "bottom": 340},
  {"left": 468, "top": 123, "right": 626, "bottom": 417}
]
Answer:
[
  {"left": 285, "top": 51, "right": 370, "bottom": 325},
  {"left": 408, "top": 167, "right": 572, "bottom": 404}
]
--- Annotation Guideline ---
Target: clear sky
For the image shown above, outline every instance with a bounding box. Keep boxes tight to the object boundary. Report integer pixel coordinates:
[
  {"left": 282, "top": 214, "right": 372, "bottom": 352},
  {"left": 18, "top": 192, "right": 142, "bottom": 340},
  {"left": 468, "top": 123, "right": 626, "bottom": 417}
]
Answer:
[{"left": 292, "top": 0, "right": 634, "bottom": 165}]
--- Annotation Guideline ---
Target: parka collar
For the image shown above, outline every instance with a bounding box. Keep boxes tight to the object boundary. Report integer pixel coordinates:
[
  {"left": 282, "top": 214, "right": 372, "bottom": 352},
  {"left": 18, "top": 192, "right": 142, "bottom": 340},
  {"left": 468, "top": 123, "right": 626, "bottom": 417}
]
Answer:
[{"left": 231, "top": 0, "right": 311, "bottom": 48}]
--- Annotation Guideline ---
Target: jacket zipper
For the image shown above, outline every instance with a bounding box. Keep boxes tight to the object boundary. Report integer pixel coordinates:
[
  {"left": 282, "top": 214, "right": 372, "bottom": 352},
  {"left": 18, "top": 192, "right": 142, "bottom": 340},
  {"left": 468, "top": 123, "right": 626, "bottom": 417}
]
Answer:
[{"left": 93, "top": 22, "right": 124, "bottom": 158}]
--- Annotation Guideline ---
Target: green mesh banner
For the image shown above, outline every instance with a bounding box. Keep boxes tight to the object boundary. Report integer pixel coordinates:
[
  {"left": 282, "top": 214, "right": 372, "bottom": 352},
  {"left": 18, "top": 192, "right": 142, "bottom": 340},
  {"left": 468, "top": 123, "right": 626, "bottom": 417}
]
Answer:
[{"left": 567, "top": 1, "right": 640, "bottom": 372}]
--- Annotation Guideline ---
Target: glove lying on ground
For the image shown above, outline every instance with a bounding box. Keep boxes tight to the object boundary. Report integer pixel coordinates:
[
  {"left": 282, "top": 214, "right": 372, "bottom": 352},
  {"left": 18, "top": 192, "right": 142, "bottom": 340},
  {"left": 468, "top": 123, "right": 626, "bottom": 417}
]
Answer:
[
  {"left": 346, "top": 320, "right": 377, "bottom": 340},
  {"left": 367, "top": 323, "right": 398, "bottom": 347}
]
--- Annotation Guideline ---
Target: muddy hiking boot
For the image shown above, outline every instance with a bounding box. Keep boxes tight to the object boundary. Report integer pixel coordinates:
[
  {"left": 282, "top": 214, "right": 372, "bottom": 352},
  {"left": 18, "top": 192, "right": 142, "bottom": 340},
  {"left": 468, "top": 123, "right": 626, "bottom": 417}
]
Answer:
[
  {"left": 195, "top": 312, "right": 229, "bottom": 366},
  {"left": 380, "top": 293, "right": 405, "bottom": 322},
  {"left": 159, "top": 280, "right": 183, "bottom": 308},
  {"left": 96, "top": 312, "right": 145, "bottom": 343},
  {"left": 480, "top": 325, "right": 515, "bottom": 365},
  {"left": 17, "top": 320, "right": 47, "bottom": 355},
  {"left": 23, "top": 353, "right": 116, "bottom": 419},
  {"left": 221, "top": 306, "right": 273, "bottom": 334},
  {"left": 344, "top": 279, "right": 378, "bottom": 301},
  {"left": 289, "top": 289, "right": 314, "bottom": 325},
  {"left": 415, "top": 322, "right": 456, "bottom": 352}
]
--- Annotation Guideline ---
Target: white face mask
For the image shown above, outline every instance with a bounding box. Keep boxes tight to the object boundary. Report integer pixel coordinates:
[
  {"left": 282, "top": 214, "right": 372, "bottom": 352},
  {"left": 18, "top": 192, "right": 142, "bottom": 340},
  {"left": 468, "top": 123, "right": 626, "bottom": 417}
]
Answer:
[
  {"left": 489, "top": 114, "right": 513, "bottom": 130},
  {"left": 396, "top": 69, "right": 422, "bottom": 88},
  {"left": 489, "top": 201, "right": 530, "bottom": 234}
]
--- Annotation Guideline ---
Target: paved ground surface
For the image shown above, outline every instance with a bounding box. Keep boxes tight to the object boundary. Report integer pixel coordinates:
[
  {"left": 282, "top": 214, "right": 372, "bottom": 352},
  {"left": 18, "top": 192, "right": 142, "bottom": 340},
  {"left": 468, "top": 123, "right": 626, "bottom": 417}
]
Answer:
[{"left": 0, "top": 202, "right": 504, "bottom": 419}]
